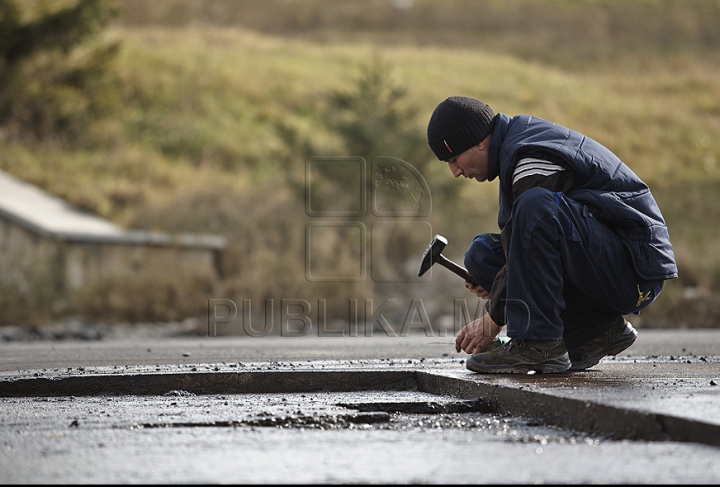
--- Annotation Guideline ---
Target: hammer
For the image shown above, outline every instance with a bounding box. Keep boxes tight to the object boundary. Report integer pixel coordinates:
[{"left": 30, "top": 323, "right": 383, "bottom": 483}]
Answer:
[{"left": 418, "top": 234, "right": 478, "bottom": 287}]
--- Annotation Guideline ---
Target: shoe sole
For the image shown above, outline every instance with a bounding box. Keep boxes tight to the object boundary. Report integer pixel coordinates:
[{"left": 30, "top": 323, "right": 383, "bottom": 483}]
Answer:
[
  {"left": 466, "top": 353, "right": 571, "bottom": 374},
  {"left": 570, "top": 322, "right": 638, "bottom": 371}
]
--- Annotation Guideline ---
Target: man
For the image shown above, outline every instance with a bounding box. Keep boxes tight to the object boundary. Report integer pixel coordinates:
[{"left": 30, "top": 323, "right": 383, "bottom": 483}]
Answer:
[{"left": 426, "top": 96, "right": 677, "bottom": 373}]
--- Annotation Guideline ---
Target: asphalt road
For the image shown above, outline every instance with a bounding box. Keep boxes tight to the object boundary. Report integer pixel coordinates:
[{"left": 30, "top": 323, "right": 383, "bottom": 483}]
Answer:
[{"left": 1, "top": 329, "right": 719, "bottom": 483}]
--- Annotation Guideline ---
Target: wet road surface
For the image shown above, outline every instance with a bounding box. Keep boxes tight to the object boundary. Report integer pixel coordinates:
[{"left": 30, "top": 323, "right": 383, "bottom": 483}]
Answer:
[
  {"left": 2, "top": 390, "right": 720, "bottom": 484},
  {"left": 1, "top": 331, "right": 720, "bottom": 483}
]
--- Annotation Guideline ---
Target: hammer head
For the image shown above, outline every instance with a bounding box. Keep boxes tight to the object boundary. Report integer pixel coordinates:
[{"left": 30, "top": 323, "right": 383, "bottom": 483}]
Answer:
[{"left": 418, "top": 234, "right": 448, "bottom": 277}]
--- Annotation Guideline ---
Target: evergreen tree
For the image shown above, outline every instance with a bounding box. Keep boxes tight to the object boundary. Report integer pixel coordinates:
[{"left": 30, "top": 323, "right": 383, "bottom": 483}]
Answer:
[{"left": 0, "top": 0, "right": 119, "bottom": 139}]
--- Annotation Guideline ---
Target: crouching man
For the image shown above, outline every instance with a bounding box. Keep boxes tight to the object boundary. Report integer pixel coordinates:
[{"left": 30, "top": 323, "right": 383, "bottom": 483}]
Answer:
[{"left": 426, "top": 96, "right": 677, "bottom": 373}]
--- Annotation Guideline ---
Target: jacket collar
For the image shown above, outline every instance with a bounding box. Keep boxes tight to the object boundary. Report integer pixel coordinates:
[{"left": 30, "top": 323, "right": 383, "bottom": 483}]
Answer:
[{"left": 487, "top": 113, "right": 510, "bottom": 182}]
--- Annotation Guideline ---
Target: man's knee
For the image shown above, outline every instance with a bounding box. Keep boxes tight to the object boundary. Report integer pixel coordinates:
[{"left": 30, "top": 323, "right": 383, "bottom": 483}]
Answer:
[
  {"left": 515, "top": 187, "right": 556, "bottom": 213},
  {"left": 464, "top": 233, "right": 504, "bottom": 291},
  {"left": 512, "top": 187, "right": 558, "bottom": 227}
]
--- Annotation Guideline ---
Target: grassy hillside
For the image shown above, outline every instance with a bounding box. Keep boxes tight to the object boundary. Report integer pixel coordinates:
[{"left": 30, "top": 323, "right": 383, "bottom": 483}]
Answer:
[{"left": 1, "top": 0, "right": 719, "bottom": 327}]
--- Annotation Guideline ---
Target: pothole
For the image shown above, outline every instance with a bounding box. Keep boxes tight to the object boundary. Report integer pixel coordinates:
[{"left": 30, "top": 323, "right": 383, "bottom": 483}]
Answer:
[
  {"left": 0, "top": 391, "right": 604, "bottom": 446},
  {"left": 336, "top": 398, "right": 489, "bottom": 414},
  {"left": 125, "top": 392, "right": 492, "bottom": 431}
]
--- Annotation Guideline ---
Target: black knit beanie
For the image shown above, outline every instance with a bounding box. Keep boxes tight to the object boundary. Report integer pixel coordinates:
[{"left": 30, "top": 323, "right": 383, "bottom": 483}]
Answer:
[{"left": 427, "top": 96, "right": 496, "bottom": 161}]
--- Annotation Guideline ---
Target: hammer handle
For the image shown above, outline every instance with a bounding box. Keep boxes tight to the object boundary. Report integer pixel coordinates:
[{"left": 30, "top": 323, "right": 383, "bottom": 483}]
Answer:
[{"left": 437, "top": 255, "right": 478, "bottom": 287}]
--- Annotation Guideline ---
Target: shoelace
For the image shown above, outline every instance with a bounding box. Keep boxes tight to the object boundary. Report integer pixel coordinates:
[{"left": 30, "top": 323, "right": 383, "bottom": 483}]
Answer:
[{"left": 506, "top": 339, "right": 526, "bottom": 350}]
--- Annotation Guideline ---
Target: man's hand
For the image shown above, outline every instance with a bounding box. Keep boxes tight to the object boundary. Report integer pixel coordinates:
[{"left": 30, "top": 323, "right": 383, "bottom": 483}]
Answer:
[
  {"left": 465, "top": 281, "right": 489, "bottom": 299},
  {"left": 455, "top": 313, "right": 501, "bottom": 354}
]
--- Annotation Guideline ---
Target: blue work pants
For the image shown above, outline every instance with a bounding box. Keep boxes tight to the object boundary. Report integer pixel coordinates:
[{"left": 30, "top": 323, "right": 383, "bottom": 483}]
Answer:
[{"left": 465, "top": 187, "right": 664, "bottom": 348}]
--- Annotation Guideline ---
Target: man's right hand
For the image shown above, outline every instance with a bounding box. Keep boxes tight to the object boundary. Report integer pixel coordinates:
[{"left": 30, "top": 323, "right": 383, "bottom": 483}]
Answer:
[
  {"left": 455, "top": 313, "right": 501, "bottom": 354},
  {"left": 465, "top": 281, "right": 489, "bottom": 299}
]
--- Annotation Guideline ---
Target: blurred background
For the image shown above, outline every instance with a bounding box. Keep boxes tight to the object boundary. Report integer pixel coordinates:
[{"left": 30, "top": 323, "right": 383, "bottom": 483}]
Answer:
[{"left": 1, "top": 0, "right": 719, "bottom": 334}]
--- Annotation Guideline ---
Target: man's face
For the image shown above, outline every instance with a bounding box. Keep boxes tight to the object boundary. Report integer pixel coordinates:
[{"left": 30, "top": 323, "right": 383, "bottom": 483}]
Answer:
[{"left": 446, "top": 139, "right": 490, "bottom": 182}]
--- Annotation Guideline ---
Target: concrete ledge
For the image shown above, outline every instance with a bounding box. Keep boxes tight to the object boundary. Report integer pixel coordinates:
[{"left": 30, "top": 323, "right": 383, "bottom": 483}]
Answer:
[
  {"left": 414, "top": 371, "right": 720, "bottom": 447},
  {"left": 0, "top": 370, "right": 416, "bottom": 397},
  {"left": 57, "top": 230, "right": 226, "bottom": 250}
]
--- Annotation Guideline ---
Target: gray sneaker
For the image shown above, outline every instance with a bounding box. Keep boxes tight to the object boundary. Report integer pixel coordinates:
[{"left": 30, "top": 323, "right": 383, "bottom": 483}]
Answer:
[
  {"left": 466, "top": 338, "right": 571, "bottom": 374},
  {"left": 569, "top": 319, "right": 637, "bottom": 371}
]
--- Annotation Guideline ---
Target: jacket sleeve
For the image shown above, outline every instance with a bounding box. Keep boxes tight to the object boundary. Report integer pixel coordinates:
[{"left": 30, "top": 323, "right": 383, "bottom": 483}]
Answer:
[{"left": 484, "top": 159, "right": 576, "bottom": 326}]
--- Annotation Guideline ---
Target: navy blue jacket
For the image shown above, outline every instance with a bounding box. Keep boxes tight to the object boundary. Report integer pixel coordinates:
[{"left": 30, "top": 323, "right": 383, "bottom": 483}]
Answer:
[{"left": 487, "top": 113, "right": 678, "bottom": 281}]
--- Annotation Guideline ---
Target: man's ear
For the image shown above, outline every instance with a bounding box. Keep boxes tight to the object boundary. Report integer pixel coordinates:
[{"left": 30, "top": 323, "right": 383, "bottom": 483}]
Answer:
[{"left": 479, "top": 134, "right": 492, "bottom": 151}]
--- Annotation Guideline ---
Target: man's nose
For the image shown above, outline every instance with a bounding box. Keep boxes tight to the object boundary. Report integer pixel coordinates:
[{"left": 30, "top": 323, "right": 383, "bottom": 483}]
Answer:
[{"left": 448, "top": 162, "right": 462, "bottom": 178}]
